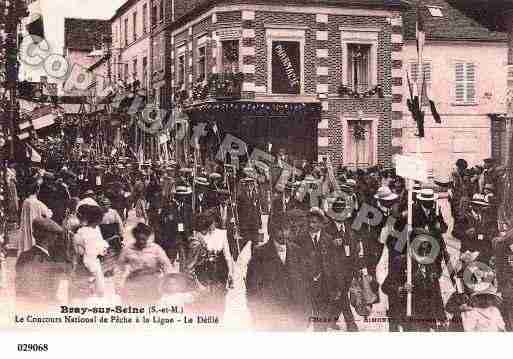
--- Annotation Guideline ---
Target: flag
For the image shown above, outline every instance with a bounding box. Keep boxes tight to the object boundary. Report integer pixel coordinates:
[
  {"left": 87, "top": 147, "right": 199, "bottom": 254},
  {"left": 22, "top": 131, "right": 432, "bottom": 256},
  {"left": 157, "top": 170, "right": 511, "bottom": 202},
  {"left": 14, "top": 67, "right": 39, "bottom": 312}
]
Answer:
[
  {"left": 26, "top": 0, "right": 45, "bottom": 44},
  {"left": 415, "top": 6, "right": 425, "bottom": 64},
  {"left": 420, "top": 69, "right": 442, "bottom": 124},
  {"left": 26, "top": 144, "right": 42, "bottom": 163}
]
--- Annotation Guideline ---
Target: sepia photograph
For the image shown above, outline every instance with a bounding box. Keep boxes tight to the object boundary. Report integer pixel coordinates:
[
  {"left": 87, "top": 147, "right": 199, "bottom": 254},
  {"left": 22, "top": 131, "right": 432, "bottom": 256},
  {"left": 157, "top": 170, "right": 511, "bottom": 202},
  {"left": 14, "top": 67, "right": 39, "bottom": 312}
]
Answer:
[{"left": 1, "top": 0, "right": 513, "bottom": 353}]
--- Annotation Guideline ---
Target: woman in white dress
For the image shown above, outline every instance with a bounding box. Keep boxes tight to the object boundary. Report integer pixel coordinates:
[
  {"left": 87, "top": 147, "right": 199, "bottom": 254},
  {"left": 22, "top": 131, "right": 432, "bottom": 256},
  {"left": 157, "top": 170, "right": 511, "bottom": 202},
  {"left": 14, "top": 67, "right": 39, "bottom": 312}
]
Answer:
[
  {"left": 185, "top": 211, "right": 234, "bottom": 318},
  {"left": 70, "top": 205, "right": 109, "bottom": 302},
  {"left": 18, "top": 179, "right": 53, "bottom": 256}
]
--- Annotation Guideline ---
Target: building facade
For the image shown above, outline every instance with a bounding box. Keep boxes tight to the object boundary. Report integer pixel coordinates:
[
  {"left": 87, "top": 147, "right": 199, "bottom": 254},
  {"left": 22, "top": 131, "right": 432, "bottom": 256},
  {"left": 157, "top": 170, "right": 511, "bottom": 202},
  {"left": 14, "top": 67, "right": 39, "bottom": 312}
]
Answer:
[
  {"left": 395, "top": 0, "right": 508, "bottom": 179},
  {"left": 167, "top": 0, "right": 407, "bottom": 167}
]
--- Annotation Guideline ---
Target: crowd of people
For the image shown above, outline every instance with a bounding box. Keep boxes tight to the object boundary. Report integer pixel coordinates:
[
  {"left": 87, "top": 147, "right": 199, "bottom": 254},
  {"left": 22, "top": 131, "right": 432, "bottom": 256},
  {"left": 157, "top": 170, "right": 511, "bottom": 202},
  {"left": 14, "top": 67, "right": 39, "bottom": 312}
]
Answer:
[{"left": 1, "top": 147, "right": 512, "bottom": 332}]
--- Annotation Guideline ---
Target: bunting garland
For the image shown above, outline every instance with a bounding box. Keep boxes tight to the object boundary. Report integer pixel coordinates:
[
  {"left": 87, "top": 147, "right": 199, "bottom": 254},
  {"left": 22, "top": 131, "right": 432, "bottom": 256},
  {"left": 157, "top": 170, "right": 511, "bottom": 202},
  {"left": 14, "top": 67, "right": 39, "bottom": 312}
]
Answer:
[{"left": 338, "top": 84, "right": 384, "bottom": 99}]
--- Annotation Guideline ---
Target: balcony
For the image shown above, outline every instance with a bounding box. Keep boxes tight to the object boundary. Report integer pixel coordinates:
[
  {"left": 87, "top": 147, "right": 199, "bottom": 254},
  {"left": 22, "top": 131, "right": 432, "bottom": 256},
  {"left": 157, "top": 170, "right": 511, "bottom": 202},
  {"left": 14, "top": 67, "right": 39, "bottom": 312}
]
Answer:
[
  {"left": 208, "top": 73, "right": 244, "bottom": 100},
  {"left": 338, "top": 83, "right": 383, "bottom": 99},
  {"left": 187, "top": 73, "right": 243, "bottom": 103}
]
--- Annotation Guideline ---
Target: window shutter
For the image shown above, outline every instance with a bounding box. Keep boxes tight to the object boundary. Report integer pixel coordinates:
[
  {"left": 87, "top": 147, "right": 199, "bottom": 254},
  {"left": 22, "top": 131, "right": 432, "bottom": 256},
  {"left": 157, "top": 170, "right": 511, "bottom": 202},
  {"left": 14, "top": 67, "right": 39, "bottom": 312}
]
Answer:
[
  {"left": 410, "top": 62, "right": 419, "bottom": 83},
  {"left": 466, "top": 62, "right": 476, "bottom": 103},
  {"left": 422, "top": 62, "right": 431, "bottom": 86},
  {"left": 455, "top": 62, "right": 465, "bottom": 103}
]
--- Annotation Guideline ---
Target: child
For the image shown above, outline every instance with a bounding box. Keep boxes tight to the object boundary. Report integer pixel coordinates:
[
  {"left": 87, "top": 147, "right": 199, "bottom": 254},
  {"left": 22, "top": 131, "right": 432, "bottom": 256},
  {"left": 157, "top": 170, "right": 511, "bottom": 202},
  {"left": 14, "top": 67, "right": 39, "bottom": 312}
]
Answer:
[{"left": 462, "top": 288, "right": 505, "bottom": 332}]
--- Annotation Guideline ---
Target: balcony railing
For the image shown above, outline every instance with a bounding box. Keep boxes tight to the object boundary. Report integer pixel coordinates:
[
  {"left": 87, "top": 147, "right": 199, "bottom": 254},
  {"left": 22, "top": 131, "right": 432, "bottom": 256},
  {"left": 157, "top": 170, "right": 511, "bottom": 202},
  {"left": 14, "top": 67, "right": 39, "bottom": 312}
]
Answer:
[
  {"left": 208, "top": 73, "right": 244, "bottom": 100},
  {"left": 188, "top": 73, "right": 244, "bottom": 103}
]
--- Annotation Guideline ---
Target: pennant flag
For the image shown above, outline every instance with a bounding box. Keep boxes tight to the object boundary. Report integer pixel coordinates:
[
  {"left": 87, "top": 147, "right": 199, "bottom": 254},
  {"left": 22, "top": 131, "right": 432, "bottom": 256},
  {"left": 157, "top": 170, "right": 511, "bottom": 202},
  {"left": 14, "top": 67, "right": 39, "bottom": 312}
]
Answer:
[
  {"left": 30, "top": 105, "right": 56, "bottom": 130},
  {"left": 430, "top": 100, "right": 441, "bottom": 124},
  {"left": 27, "top": 144, "right": 42, "bottom": 163},
  {"left": 26, "top": 0, "right": 45, "bottom": 44}
]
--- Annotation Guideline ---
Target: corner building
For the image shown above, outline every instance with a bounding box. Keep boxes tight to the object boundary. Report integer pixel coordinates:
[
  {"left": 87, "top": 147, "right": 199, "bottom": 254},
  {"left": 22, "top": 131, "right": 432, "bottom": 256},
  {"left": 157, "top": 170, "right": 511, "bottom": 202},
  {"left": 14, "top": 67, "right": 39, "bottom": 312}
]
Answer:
[{"left": 168, "top": 0, "right": 407, "bottom": 167}]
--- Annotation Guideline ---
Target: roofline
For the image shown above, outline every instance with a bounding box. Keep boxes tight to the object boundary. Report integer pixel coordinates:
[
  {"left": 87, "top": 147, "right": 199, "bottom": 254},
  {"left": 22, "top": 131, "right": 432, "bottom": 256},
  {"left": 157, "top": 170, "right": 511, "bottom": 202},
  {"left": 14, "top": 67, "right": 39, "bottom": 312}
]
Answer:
[
  {"left": 110, "top": 0, "right": 138, "bottom": 21},
  {"left": 168, "top": 0, "right": 411, "bottom": 32}
]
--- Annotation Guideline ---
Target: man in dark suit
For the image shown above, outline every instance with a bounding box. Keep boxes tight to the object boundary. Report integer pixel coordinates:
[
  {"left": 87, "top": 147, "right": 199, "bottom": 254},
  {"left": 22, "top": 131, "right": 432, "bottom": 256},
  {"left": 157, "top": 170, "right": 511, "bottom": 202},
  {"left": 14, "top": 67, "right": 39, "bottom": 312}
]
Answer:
[
  {"left": 15, "top": 217, "right": 66, "bottom": 310},
  {"left": 246, "top": 212, "right": 311, "bottom": 330},
  {"left": 237, "top": 177, "right": 262, "bottom": 250},
  {"left": 325, "top": 197, "right": 359, "bottom": 331},
  {"left": 299, "top": 208, "right": 341, "bottom": 331}
]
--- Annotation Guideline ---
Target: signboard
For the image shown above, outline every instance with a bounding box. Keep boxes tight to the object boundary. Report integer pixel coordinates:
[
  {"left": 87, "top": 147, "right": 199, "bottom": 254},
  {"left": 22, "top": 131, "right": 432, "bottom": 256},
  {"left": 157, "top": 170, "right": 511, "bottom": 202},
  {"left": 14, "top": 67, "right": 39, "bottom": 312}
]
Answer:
[
  {"left": 394, "top": 154, "right": 428, "bottom": 182},
  {"left": 216, "top": 28, "right": 242, "bottom": 40},
  {"left": 272, "top": 41, "right": 301, "bottom": 94}
]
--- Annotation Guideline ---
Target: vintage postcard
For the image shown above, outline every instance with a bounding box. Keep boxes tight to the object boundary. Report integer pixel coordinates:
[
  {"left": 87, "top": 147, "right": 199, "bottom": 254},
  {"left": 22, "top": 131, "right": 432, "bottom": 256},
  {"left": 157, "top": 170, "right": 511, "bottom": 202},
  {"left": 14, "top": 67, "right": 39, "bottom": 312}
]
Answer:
[{"left": 1, "top": 0, "right": 513, "bottom": 347}]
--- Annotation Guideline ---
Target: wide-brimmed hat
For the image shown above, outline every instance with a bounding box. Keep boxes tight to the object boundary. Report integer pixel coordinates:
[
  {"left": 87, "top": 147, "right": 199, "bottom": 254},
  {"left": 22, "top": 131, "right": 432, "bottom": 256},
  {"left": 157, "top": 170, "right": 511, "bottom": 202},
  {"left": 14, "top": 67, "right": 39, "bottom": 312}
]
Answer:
[
  {"left": 99, "top": 197, "right": 111, "bottom": 206},
  {"left": 33, "top": 217, "right": 64, "bottom": 237},
  {"left": 471, "top": 287, "right": 502, "bottom": 306},
  {"left": 194, "top": 177, "right": 209, "bottom": 187},
  {"left": 417, "top": 188, "right": 436, "bottom": 202},
  {"left": 346, "top": 179, "right": 357, "bottom": 188},
  {"left": 209, "top": 172, "right": 223, "bottom": 182},
  {"left": 374, "top": 186, "right": 399, "bottom": 201},
  {"left": 285, "top": 180, "right": 300, "bottom": 191},
  {"left": 331, "top": 196, "right": 347, "bottom": 213},
  {"left": 173, "top": 186, "right": 192, "bottom": 195},
  {"left": 240, "top": 176, "right": 256, "bottom": 184},
  {"left": 471, "top": 193, "right": 489, "bottom": 207}
]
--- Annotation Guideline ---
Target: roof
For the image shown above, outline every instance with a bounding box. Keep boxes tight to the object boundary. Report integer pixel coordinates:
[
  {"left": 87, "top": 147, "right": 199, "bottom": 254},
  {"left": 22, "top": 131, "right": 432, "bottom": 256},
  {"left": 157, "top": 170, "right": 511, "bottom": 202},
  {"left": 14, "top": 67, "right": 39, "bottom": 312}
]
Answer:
[
  {"left": 403, "top": 0, "right": 509, "bottom": 42},
  {"left": 64, "top": 18, "right": 111, "bottom": 51},
  {"left": 170, "top": 0, "right": 409, "bottom": 30}
]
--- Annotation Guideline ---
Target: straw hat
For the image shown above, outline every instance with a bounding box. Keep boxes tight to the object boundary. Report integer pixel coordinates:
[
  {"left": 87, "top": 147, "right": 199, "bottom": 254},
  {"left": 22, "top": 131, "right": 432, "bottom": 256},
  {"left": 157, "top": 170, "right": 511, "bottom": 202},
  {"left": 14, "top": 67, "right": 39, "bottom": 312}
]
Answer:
[
  {"left": 374, "top": 186, "right": 399, "bottom": 201},
  {"left": 471, "top": 193, "right": 489, "bottom": 207},
  {"left": 194, "top": 177, "right": 210, "bottom": 187},
  {"left": 173, "top": 186, "right": 192, "bottom": 195},
  {"left": 417, "top": 188, "right": 436, "bottom": 202}
]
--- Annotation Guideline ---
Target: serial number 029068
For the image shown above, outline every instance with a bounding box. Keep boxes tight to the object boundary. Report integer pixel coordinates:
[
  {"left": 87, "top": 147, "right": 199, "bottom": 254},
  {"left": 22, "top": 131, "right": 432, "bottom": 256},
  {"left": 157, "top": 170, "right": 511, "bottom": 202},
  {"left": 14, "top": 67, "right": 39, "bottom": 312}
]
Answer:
[{"left": 17, "top": 344, "right": 49, "bottom": 352}]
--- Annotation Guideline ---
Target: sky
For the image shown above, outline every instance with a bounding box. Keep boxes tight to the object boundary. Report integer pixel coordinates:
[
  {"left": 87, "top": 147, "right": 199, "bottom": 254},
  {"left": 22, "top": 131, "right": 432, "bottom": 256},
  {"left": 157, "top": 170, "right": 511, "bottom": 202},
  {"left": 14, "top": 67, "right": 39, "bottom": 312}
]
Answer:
[
  {"left": 21, "top": 0, "right": 126, "bottom": 82},
  {"left": 41, "top": 0, "right": 126, "bottom": 53}
]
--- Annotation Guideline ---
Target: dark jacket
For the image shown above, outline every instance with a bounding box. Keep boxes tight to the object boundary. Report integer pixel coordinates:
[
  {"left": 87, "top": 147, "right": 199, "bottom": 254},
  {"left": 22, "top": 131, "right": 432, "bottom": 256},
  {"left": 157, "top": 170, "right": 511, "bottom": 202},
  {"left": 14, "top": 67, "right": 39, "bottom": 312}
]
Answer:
[
  {"left": 237, "top": 188, "right": 262, "bottom": 232},
  {"left": 15, "top": 245, "right": 68, "bottom": 306},
  {"left": 246, "top": 240, "right": 311, "bottom": 330}
]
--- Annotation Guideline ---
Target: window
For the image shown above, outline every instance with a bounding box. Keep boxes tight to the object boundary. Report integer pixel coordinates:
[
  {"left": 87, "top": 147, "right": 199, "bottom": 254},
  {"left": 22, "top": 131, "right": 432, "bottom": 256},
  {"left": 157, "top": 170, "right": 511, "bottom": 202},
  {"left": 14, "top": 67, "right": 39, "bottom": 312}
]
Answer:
[
  {"left": 113, "top": 25, "right": 117, "bottom": 46},
  {"left": 142, "top": 56, "right": 148, "bottom": 88},
  {"left": 159, "top": 1, "right": 164, "bottom": 22},
  {"left": 160, "top": 34, "right": 165, "bottom": 73},
  {"left": 133, "top": 12, "right": 137, "bottom": 41},
  {"left": 347, "top": 44, "right": 371, "bottom": 92},
  {"left": 124, "top": 18, "right": 128, "bottom": 46},
  {"left": 142, "top": 4, "right": 147, "bottom": 33},
  {"left": 151, "top": 3, "right": 157, "bottom": 27},
  {"left": 428, "top": 6, "right": 443, "bottom": 17},
  {"left": 133, "top": 59, "right": 138, "bottom": 81},
  {"left": 271, "top": 40, "right": 302, "bottom": 94},
  {"left": 454, "top": 62, "right": 476, "bottom": 104},
  {"left": 178, "top": 55, "right": 185, "bottom": 87},
  {"left": 221, "top": 40, "right": 239, "bottom": 73},
  {"left": 153, "top": 37, "right": 161, "bottom": 71},
  {"left": 197, "top": 47, "right": 206, "bottom": 81}
]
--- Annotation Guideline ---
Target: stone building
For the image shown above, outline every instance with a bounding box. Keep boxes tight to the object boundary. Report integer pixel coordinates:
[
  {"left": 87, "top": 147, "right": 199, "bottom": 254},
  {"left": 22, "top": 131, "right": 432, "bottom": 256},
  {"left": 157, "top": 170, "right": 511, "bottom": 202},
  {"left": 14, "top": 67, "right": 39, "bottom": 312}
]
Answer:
[{"left": 166, "top": 0, "right": 407, "bottom": 167}]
